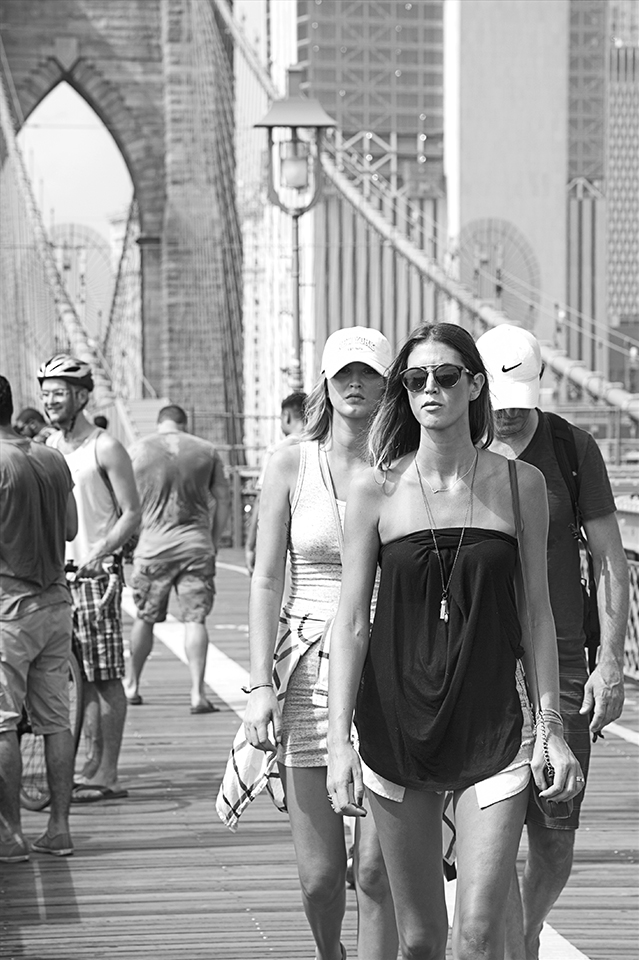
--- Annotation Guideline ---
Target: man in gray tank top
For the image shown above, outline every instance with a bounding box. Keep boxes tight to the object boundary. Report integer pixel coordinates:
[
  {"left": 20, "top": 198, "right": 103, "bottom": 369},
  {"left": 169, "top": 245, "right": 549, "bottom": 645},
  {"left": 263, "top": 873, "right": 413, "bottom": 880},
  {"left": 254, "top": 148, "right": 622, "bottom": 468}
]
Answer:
[{"left": 39, "top": 354, "right": 141, "bottom": 804}]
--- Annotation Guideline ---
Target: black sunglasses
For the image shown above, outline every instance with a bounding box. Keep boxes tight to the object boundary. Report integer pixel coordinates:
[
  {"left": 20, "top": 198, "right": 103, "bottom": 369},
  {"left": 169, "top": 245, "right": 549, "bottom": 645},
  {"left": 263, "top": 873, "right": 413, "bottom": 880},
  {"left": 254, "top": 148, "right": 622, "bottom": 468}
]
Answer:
[{"left": 400, "top": 364, "right": 474, "bottom": 393}]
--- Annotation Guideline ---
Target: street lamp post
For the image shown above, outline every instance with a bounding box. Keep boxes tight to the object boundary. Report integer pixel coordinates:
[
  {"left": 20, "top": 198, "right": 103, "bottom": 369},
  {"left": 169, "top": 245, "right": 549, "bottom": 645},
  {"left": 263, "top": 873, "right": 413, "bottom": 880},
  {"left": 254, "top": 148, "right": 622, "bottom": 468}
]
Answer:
[{"left": 255, "top": 66, "right": 335, "bottom": 392}]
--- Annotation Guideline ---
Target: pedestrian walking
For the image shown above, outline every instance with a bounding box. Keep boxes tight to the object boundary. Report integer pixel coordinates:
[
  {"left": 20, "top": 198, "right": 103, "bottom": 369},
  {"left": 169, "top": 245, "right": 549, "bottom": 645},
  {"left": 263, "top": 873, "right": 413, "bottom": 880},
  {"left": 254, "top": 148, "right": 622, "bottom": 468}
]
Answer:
[
  {"left": 326, "top": 322, "right": 583, "bottom": 960},
  {"left": 124, "top": 405, "right": 230, "bottom": 713},
  {"left": 477, "top": 323, "right": 629, "bottom": 960},
  {"left": 40, "top": 354, "right": 140, "bottom": 803},
  {"left": 0, "top": 375, "right": 77, "bottom": 860},
  {"left": 218, "top": 327, "right": 399, "bottom": 960},
  {"left": 14, "top": 406, "right": 54, "bottom": 443}
]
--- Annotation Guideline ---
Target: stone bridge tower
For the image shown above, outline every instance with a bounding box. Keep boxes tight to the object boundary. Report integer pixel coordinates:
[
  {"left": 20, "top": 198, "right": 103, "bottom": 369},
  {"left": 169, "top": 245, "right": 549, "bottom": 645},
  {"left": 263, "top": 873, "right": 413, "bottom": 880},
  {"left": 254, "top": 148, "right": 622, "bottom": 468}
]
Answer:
[{"left": 0, "top": 0, "right": 243, "bottom": 456}]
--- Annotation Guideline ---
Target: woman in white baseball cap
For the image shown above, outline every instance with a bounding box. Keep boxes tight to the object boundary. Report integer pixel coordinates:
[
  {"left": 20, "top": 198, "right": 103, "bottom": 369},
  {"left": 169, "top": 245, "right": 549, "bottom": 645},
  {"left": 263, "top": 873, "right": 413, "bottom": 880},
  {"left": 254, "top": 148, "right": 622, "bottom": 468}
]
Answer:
[{"left": 218, "top": 327, "right": 397, "bottom": 959}]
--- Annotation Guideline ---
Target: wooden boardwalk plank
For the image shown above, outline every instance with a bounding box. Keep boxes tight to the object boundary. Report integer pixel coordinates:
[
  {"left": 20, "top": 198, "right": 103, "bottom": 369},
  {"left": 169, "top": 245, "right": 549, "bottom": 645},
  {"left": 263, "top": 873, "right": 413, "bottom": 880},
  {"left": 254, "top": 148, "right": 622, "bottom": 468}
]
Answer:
[{"left": 1, "top": 548, "right": 637, "bottom": 959}]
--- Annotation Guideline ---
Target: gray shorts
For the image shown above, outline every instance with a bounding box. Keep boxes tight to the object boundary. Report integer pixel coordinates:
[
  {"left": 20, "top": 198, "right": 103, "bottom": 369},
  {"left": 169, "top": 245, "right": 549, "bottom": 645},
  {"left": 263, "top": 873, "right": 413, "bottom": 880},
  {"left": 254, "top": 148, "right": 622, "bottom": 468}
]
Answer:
[
  {"left": 0, "top": 602, "right": 72, "bottom": 735},
  {"left": 131, "top": 555, "right": 216, "bottom": 624}
]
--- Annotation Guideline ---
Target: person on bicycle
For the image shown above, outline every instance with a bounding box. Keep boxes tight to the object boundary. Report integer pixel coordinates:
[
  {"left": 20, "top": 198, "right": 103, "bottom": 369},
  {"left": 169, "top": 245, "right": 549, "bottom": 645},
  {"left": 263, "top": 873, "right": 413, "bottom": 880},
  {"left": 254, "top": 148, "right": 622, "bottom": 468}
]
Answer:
[
  {"left": 40, "top": 355, "right": 141, "bottom": 803},
  {"left": 0, "top": 375, "right": 78, "bottom": 860}
]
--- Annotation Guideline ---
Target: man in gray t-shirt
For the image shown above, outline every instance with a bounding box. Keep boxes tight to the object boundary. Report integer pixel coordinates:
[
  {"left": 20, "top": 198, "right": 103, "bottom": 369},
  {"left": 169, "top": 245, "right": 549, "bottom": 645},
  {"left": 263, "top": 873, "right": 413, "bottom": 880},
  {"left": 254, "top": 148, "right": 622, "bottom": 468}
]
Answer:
[{"left": 0, "top": 375, "right": 77, "bottom": 861}]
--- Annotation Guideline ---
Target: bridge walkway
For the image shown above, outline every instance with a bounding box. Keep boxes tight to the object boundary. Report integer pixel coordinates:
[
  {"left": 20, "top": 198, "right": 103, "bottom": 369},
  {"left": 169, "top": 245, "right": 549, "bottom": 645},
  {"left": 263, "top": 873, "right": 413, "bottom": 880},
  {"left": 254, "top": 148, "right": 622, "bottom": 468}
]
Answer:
[{"left": 1, "top": 550, "right": 637, "bottom": 960}]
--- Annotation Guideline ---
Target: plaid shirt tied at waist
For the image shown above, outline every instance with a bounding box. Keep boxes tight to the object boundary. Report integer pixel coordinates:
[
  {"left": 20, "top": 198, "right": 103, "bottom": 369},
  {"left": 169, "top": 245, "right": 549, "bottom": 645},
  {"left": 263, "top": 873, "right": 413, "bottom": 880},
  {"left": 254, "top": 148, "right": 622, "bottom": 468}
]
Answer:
[{"left": 216, "top": 610, "right": 327, "bottom": 831}]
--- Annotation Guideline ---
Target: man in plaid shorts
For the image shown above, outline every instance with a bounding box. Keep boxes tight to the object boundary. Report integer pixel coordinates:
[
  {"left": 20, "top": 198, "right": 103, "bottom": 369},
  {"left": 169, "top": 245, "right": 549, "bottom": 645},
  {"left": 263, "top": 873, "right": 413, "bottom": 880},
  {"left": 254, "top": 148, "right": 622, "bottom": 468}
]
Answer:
[{"left": 40, "top": 355, "right": 141, "bottom": 803}]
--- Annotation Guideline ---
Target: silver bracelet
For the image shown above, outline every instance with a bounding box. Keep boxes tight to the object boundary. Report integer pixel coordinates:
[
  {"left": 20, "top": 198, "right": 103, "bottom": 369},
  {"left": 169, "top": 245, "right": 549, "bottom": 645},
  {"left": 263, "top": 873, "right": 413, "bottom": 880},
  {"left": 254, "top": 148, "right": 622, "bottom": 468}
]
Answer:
[{"left": 241, "top": 682, "right": 273, "bottom": 694}]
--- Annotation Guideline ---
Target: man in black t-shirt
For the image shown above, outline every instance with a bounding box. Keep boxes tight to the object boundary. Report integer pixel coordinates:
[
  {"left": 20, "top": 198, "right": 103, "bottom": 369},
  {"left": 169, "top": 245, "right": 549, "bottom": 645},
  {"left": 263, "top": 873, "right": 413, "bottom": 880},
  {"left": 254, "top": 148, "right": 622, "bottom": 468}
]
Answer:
[{"left": 477, "top": 324, "right": 629, "bottom": 960}]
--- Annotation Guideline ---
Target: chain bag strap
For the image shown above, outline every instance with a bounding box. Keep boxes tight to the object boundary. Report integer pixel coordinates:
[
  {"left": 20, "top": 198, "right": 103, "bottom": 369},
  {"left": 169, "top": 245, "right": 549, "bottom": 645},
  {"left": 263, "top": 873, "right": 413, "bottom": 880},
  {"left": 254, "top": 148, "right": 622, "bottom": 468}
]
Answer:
[{"left": 508, "top": 460, "right": 573, "bottom": 820}]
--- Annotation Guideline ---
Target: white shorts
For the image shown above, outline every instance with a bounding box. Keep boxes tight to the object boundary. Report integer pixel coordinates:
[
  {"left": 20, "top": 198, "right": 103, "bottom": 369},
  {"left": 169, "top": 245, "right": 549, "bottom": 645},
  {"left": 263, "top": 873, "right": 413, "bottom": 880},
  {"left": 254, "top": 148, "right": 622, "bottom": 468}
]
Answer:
[{"left": 361, "top": 662, "right": 534, "bottom": 810}]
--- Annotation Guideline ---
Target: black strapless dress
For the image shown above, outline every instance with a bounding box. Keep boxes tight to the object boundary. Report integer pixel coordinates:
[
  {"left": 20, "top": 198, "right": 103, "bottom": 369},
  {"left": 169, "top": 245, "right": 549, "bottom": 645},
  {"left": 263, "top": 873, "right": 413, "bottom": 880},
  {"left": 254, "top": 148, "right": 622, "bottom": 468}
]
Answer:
[{"left": 355, "top": 528, "right": 524, "bottom": 791}]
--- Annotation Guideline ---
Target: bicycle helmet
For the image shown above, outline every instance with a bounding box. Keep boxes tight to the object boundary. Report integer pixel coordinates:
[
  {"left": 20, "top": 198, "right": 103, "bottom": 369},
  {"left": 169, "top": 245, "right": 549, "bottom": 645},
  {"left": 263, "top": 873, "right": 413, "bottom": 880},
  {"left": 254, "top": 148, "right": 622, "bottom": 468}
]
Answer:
[{"left": 37, "top": 355, "right": 94, "bottom": 391}]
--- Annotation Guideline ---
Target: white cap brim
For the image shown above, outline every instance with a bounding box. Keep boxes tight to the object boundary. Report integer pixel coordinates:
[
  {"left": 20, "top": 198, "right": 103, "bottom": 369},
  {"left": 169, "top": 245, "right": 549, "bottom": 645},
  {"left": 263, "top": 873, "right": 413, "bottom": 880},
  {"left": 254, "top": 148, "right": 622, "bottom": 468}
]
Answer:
[
  {"left": 323, "top": 350, "right": 388, "bottom": 379},
  {"left": 488, "top": 377, "right": 540, "bottom": 410}
]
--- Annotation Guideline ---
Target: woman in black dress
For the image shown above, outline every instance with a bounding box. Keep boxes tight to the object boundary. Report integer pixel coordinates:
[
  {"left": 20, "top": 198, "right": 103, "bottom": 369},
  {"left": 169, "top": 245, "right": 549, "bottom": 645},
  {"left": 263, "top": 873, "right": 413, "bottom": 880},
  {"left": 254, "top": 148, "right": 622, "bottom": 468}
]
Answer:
[{"left": 326, "top": 323, "right": 583, "bottom": 960}]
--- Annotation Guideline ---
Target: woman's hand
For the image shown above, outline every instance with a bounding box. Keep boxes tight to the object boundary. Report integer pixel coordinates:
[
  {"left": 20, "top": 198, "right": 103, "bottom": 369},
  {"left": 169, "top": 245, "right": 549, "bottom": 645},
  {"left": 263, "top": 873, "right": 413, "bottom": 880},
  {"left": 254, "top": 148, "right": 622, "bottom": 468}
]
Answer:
[
  {"left": 327, "top": 742, "right": 367, "bottom": 818},
  {"left": 243, "top": 687, "right": 281, "bottom": 753},
  {"left": 532, "top": 725, "right": 585, "bottom": 802}
]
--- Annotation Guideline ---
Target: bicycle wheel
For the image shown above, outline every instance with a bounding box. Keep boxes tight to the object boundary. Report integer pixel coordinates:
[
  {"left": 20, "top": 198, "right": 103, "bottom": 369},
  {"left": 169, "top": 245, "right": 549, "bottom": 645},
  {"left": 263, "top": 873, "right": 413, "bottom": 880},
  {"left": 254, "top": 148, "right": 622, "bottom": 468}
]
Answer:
[
  {"left": 19, "top": 725, "right": 48, "bottom": 811},
  {"left": 20, "top": 652, "right": 84, "bottom": 811}
]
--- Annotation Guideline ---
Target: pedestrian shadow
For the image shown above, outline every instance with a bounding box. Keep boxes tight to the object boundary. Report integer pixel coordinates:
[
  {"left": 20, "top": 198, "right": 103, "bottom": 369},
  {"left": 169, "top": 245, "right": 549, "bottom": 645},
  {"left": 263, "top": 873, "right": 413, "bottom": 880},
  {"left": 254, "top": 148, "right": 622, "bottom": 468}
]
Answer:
[{"left": 0, "top": 854, "right": 80, "bottom": 957}]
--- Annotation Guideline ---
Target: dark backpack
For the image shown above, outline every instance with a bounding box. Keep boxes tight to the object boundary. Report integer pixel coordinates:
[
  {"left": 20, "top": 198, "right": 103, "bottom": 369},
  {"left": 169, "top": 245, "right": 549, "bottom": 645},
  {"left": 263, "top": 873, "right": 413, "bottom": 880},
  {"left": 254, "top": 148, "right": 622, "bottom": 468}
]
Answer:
[{"left": 545, "top": 411, "right": 601, "bottom": 672}]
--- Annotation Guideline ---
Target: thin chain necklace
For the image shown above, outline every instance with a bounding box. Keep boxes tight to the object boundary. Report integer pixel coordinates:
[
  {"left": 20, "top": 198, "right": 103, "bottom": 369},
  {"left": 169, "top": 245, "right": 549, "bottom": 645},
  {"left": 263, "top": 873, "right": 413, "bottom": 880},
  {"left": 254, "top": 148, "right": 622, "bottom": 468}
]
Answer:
[
  {"left": 415, "top": 451, "right": 478, "bottom": 623},
  {"left": 420, "top": 452, "right": 478, "bottom": 494}
]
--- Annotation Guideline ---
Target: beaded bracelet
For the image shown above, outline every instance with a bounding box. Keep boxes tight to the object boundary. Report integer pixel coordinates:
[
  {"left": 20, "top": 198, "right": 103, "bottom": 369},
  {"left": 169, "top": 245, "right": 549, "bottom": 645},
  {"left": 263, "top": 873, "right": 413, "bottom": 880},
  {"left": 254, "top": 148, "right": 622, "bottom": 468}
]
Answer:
[{"left": 241, "top": 682, "right": 273, "bottom": 694}]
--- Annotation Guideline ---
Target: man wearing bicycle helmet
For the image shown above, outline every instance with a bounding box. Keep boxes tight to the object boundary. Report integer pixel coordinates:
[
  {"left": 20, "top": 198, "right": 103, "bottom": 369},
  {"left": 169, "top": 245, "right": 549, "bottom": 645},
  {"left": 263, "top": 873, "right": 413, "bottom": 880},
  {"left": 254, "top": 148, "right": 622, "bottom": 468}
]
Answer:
[
  {"left": 39, "top": 354, "right": 141, "bottom": 803},
  {"left": 0, "top": 375, "right": 77, "bottom": 860}
]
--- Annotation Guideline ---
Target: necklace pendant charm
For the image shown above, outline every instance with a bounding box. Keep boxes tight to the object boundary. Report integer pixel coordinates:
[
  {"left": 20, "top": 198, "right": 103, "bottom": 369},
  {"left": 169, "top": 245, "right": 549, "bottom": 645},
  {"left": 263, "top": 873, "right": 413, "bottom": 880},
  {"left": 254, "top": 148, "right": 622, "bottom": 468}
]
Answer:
[{"left": 440, "top": 596, "right": 449, "bottom": 622}]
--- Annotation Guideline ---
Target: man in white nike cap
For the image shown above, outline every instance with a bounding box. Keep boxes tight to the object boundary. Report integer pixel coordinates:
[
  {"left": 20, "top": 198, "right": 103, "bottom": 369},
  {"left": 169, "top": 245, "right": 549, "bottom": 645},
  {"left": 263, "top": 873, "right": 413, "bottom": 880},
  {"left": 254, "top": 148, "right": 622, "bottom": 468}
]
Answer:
[{"left": 477, "top": 323, "right": 628, "bottom": 960}]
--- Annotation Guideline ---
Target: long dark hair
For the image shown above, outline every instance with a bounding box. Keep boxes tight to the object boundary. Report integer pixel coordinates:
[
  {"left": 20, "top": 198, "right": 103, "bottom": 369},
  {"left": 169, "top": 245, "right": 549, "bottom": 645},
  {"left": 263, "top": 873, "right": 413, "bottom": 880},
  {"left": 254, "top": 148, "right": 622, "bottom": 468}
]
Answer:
[{"left": 368, "top": 323, "right": 493, "bottom": 467}]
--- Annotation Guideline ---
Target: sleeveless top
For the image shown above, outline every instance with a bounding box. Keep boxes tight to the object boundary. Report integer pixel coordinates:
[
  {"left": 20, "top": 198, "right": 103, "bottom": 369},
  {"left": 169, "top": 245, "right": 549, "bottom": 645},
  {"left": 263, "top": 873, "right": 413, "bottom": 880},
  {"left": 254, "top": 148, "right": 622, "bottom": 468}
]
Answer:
[
  {"left": 129, "top": 429, "right": 221, "bottom": 562},
  {"left": 49, "top": 429, "right": 118, "bottom": 568},
  {"left": 284, "top": 440, "right": 345, "bottom": 626},
  {"left": 355, "top": 527, "right": 524, "bottom": 792}
]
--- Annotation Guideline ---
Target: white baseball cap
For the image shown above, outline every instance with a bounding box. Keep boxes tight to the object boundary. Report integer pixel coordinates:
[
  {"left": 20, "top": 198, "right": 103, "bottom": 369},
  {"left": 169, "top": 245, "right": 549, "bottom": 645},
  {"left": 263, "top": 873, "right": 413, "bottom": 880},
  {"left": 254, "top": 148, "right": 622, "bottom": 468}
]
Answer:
[
  {"left": 476, "top": 324, "right": 542, "bottom": 410},
  {"left": 321, "top": 326, "right": 392, "bottom": 379}
]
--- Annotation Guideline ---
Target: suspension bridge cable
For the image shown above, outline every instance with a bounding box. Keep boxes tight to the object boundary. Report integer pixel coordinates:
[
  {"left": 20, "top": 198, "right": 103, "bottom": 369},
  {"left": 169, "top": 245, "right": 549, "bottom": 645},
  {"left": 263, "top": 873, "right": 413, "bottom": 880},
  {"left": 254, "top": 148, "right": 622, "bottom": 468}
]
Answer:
[
  {"left": 0, "top": 66, "right": 114, "bottom": 408},
  {"left": 213, "top": 0, "right": 639, "bottom": 423}
]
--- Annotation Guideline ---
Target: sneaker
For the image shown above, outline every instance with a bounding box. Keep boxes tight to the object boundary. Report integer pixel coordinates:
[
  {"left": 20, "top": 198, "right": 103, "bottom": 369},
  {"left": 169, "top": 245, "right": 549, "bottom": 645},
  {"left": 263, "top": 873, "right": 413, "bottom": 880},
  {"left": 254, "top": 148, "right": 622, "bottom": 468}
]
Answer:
[
  {"left": 31, "top": 832, "right": 74, "bottom": 857},
  {"left": 0, "top": 836, "right": 30, "bottom": 863}
]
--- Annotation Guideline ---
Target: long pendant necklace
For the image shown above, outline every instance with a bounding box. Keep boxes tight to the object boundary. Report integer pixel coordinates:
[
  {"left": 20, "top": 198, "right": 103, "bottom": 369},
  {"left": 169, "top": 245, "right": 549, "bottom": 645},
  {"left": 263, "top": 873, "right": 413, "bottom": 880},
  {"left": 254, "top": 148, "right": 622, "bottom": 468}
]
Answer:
[
  {"left": 415, "top": 451, "right": 478, "bottom": 622},
  {"left": 421, "top": 453, "right": 477, "bottom": 494}
]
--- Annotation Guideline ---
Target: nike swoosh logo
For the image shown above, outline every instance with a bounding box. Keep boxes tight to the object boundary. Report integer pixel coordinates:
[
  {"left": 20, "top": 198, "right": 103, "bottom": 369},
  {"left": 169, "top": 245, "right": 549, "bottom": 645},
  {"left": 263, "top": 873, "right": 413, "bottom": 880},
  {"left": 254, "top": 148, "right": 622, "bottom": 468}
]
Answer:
[{"left": 502, "top": 362, "right": 522, "bottom": 373}]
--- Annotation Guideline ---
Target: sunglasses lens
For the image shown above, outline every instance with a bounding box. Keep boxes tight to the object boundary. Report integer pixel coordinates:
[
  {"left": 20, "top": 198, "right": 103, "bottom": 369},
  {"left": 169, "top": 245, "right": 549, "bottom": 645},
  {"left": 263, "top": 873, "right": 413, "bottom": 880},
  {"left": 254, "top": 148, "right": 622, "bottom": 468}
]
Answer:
[
  {"left": 402, "top": 371, "right": 427, "bottom": 393},
  {"left": 435, "top": 365, "right": 462, "bottom": 388}
]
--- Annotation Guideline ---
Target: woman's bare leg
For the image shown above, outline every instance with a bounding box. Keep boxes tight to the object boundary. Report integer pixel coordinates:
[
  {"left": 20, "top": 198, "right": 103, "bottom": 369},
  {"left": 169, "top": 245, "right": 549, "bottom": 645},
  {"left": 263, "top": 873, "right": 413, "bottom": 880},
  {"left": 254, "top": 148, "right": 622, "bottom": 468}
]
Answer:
[
  {"left": 452, "top": 786, "right": 528, "bottom": 960},
  {"left": 354, "top": 804, "right": 399, "bottom": 959},
  {"left": 280, "top": 764, "right": 346, "bottom": 960},
  {"left": 367, "top": 787, "right": 449, "bottom": 960}
]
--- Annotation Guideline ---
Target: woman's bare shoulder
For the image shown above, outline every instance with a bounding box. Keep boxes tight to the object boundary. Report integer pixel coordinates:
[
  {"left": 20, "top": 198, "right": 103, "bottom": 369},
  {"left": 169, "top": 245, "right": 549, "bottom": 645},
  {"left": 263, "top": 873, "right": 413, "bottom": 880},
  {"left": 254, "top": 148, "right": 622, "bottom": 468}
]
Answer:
[
  {"left": 263, "top": 438, "right": 302, "bottom": 487},
  {"left": 510, "top": 456, "right": 546, "bottom": 496},
  {"left": 372, "top": 452, "right": 416, "bottom": 495}
]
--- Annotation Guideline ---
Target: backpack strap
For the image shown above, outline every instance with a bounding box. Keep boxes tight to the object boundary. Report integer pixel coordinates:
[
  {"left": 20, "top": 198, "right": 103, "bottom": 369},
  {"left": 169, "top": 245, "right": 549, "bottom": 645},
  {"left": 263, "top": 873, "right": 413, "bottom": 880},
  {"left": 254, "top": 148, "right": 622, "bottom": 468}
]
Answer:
[
  {"left": 544, "top": 413, "right": 600, "bottom": 669},
  {"left": 545, "top": 410, "right": 593, "bottom": 552},
  {"left": 545, "top": 411, "right": 580, "bottom": 525}
]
